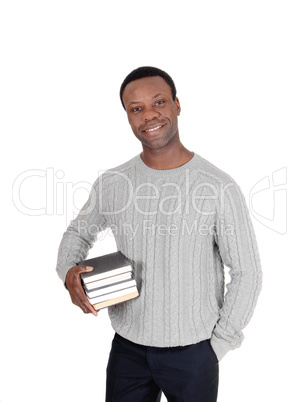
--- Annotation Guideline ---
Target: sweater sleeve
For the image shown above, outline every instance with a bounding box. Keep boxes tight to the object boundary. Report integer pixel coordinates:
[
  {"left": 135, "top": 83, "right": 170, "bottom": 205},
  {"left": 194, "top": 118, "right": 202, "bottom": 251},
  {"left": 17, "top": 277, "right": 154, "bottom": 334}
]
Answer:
[
  {"left": 56, "top": 175, "right": 109, "bottom": 287},
  {"left": 210, "top": 180, "right": 262, "bottom": 361}
]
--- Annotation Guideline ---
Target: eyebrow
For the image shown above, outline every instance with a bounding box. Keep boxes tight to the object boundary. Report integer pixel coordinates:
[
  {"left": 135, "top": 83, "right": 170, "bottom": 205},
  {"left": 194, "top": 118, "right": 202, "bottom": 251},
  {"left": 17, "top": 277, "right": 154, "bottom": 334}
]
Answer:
[{"left": 128, "top": 93, "right": 165, "bottom": 106}]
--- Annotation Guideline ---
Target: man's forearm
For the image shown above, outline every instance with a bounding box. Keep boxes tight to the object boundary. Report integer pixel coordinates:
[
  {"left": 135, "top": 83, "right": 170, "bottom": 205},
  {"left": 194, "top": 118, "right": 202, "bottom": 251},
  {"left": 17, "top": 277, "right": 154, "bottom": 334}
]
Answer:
[
  {"left": 56, "top": 175, "right": 108, "bottom": 286},
  {"left": 211, "top": 181, "right": 263, "bottom": 361},
  {"left": 56, "top": 223, "right": 95, "bottom": 285}
]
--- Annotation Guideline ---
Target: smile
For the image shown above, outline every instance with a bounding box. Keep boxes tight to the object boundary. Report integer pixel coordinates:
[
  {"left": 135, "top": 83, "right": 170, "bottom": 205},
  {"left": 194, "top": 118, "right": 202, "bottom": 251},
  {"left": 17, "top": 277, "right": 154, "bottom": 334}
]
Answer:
[{"left": 143, "top": 124, "right": 165, "bottom": 133}]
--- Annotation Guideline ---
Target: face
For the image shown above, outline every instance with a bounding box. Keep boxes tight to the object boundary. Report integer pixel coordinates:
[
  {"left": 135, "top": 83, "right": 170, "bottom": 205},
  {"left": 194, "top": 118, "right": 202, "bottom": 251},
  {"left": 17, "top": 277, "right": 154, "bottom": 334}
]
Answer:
[{"left": 122, "top": 76, "right": 181, "bottom": 151}]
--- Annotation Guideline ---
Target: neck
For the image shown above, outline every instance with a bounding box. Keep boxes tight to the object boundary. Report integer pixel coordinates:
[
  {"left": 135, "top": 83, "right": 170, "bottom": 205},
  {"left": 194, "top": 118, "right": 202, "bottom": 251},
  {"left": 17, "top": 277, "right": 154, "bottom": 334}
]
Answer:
[{"left": 140, "top": 142, "right": 194, "bottom": 170}]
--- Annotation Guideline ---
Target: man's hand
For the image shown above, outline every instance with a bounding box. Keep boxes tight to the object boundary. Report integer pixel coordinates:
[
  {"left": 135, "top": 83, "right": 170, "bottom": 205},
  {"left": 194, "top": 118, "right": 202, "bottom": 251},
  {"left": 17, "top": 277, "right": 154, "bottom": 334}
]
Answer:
[{"left": 65, "top": 265, "right": 98, "bottom": 316}]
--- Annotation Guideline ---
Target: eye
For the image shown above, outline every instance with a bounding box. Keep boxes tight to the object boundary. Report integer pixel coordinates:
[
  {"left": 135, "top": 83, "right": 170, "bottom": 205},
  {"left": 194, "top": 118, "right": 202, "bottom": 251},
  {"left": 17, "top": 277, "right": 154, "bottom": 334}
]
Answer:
[
  {"left": 131, "top": 106, "right": 142, "bottom": 113},
  {"left": 155, "top": 100, "right": 165, "bottom": 106}
]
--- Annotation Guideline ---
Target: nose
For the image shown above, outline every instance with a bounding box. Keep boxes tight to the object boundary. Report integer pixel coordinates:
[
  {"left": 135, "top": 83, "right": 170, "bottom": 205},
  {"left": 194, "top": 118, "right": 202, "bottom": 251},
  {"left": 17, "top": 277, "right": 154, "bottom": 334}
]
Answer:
[{"left": 142, "top": 107, "right": 160, "bottom": 122}]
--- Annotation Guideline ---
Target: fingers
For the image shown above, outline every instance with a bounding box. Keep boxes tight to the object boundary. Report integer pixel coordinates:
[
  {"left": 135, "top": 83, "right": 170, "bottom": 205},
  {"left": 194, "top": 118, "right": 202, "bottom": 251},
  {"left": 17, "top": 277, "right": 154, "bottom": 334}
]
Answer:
[
  {"left": 78, "top": 265, "right": 94, "bottom": 274},
  {"left": 79, "top": 295, "right": 98, "bottom": 317},
  {"left": 66, "top": 265, "right": 98, "bottom": 316}
]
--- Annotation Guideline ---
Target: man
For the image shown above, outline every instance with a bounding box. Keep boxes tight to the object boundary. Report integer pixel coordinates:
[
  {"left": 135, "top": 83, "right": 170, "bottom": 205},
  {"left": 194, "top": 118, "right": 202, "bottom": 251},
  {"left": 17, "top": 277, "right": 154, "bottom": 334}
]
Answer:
[{"left": 56, "top": 66, "right": 262, "bottom": 402}]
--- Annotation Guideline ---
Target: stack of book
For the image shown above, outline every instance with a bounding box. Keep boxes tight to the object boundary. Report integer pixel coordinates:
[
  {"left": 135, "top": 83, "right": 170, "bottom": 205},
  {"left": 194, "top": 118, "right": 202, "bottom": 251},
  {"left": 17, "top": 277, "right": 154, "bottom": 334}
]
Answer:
[{"left": 79, "top": 251, "right": 139, "bottom": 311}]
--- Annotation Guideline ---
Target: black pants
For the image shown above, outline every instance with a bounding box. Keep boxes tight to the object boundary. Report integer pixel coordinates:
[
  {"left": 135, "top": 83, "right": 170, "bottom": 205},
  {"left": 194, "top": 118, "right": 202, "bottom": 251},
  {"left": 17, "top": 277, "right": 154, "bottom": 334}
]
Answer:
[{"left": 106, "top": 332, "right": 219, "bottom": 402}]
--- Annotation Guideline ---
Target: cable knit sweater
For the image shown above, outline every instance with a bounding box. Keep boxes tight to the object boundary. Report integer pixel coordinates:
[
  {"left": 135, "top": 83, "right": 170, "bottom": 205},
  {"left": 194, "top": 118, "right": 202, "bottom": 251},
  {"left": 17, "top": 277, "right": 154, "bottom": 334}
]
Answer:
[{"left": 56, "top": 152, "right": 262, "bottom": 361}]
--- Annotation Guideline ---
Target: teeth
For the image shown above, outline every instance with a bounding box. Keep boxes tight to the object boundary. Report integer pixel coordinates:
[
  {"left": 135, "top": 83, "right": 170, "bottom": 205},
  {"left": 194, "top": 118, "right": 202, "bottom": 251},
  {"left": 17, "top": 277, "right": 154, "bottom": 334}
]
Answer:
[{"left": 145, "top": 125, "right": 162, "bottom": 132}]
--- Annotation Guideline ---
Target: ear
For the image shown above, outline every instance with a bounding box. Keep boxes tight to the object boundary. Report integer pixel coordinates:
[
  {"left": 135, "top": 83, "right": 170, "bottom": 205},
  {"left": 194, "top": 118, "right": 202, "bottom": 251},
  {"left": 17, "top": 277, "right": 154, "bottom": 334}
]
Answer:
[{"left": 175, "top": 97, "right": 181, "bottom": 116}]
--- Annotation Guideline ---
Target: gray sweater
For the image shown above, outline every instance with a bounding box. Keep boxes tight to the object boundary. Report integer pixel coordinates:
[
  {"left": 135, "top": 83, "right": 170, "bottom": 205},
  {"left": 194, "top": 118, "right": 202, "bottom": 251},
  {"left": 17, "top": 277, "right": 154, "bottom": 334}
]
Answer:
[{"left": 56, "top": 152, "right": 262, "bottom": 361}]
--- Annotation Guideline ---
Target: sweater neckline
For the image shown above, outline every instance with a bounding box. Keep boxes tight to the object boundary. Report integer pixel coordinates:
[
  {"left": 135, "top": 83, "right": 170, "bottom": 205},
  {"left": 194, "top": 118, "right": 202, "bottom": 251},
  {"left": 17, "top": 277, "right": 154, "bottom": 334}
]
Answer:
[{"left": 135, "top": 152, "right": 199, "bottom": 178}]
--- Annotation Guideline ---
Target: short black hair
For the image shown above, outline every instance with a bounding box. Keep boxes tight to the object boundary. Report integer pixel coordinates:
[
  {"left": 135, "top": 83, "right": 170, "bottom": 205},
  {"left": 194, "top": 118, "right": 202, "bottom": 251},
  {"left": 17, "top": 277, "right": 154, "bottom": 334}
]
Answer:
[{"left": 120, "top": 66, "right": 177, "bottom": 109}]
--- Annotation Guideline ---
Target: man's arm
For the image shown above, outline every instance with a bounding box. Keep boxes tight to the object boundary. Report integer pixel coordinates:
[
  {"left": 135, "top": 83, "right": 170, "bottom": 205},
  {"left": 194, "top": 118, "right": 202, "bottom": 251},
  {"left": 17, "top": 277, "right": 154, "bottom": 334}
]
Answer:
[
  {"left": 211, "top": 180, "right": 263, "bottom": 361},
  {"left": 65, "top": 264, "right": 98, "bottom": 316},
  {"left": 56, "top": 175, "right": 109, "bottom": 314}
]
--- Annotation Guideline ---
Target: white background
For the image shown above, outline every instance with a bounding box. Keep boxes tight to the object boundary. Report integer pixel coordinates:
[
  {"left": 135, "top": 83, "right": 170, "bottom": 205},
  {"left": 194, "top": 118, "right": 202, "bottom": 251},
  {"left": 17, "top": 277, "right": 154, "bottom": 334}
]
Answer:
[{"left": 1, "top": 1, "right": 297, "bottom": 401}]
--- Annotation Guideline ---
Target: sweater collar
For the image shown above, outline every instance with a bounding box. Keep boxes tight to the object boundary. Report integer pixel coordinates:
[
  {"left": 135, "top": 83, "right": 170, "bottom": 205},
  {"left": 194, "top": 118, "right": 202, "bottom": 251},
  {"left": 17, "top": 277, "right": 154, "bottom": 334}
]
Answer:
[{"left": 135, "top": 152, "right": 199, "bottom": 178}]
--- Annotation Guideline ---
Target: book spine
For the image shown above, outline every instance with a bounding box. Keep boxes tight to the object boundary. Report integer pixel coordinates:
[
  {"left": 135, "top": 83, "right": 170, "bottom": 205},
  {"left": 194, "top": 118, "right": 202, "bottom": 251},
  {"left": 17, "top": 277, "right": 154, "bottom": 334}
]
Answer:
[
  {"left": 92, "top": 290, "right": 139, "bottom": 311},
  {"left": 81, "top": 266, "right": 132, "bottom": 284},
  {"left": 85, "top": 279, "right": 136, "bottom": 299},
  {"left": 84, "top": 272, "right": 133, "bottom": 291},
  {"left": 87, "top": 286, "right": 138, "bottom": 304}
]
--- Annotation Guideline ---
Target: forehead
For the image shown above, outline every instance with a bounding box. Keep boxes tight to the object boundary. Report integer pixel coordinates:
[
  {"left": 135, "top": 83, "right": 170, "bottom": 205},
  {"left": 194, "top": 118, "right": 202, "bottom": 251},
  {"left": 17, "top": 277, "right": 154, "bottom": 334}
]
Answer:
[{"left": 122, "top": 76, "right": 172, "bottom": 106}]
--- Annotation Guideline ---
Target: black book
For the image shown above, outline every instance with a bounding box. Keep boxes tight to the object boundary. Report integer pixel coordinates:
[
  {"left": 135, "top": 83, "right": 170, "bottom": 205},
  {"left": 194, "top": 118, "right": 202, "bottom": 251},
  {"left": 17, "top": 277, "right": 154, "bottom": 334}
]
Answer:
[
  {"left": 84, "top": 271, "right": 133, "bottom": 291},
  {"left": 79, "top": 251, "right": 133, "bottom": 284},
  {"left": 85, "top": 278, "right": 137, "bottom": 299},
  {"left": 78, "top": 251, "right": 139, "bottom": 310}
]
